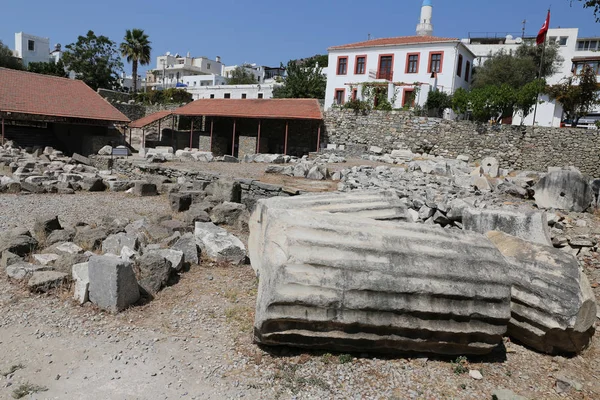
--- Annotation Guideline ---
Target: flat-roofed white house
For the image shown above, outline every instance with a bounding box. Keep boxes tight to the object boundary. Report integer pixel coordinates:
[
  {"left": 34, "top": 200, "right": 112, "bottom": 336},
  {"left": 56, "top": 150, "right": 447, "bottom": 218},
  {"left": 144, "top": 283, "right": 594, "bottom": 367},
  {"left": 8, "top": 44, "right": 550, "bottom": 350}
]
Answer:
[{"left": 324, "top": 0, "right": 475, "bottom": 110}]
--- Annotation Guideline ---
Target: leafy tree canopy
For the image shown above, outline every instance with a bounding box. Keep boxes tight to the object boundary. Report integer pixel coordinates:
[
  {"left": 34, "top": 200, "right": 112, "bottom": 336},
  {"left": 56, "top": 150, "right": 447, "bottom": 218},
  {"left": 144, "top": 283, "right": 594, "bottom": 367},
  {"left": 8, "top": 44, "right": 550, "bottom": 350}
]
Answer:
[
  {"left": 27, "top": 60, "right": 68, "bottom": 78},
  {"left": 226, "top": 66, "right": 257, "bottom": 85},
  {"left": 472, "top": 43, "right": 562, "bottom": 90},
  {"left": 0, "top": 40, "right": 23, "bottom": 70},
  {"left": 273, "top": 59, "right": 326, "bottom": 99},
  {"left": 62, "top": 30, "right": 123, "bottom": 91},
  {"left": 545, "top": 66, "right": 600, "bottom": 125}
]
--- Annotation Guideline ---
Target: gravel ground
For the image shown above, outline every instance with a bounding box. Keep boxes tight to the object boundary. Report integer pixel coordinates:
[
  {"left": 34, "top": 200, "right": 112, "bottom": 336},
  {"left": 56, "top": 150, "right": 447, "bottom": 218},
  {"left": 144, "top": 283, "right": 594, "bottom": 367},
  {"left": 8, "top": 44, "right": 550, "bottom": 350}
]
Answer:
[
  {"left": 0, "top": 192, "right": 172, "bottom": 231},
  {"left": 0, "top": 192, "right": 600, "bottom": 399}
]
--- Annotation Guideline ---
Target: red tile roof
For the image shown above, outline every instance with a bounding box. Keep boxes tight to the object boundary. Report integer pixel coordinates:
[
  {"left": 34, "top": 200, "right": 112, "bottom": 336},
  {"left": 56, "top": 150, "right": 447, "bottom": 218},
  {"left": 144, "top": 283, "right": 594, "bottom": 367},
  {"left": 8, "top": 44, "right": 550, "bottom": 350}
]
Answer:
[
  {"left": 329, "top": 36, "right": 458, "bottom": 50},
  {"left": 175, "top": 99, "right": 323, "bottom": 120},
  {"left": 0, "top": 68, "right": 130, "bottom": 123},
  {"left": 130, "top": 110, "right": 173, "bottom": 128}
]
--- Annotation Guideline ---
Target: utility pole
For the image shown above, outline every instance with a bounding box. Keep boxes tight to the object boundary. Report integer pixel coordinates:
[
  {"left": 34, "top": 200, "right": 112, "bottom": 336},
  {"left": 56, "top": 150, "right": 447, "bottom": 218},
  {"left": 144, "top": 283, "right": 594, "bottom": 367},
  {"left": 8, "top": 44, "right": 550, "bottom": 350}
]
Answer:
[{"left": 522, "top": 19, "right": 527, "bottom": 38}]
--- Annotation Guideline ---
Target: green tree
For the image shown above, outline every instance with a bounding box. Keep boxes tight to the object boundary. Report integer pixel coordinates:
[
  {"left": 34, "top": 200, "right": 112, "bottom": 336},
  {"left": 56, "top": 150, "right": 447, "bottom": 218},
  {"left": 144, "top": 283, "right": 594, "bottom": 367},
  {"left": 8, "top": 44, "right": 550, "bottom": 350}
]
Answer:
[
  {"left": 546, "top": 65, "right": 600, "bottom": 126},
  {"left": 0, "top": 40, "right": 23, "bottom": 70},
  {"left": 425, "top": 90, "right": 452, "bottom": 117},
  {"left": 514, "top": 79, "right": 545, "bottom": 123},
  {"left": 226, "top": 66, "right": 256, "bottom": 84},
  {"left": 570, "top": 0, "right": 600, "bottom": 20},
  {"left": 273, "top": 59, "right": 325, "bottom": 99},
  {"left": 119, "top": 28, "right": 152, "bottom": 93},
  {"left": 451, "top": 88, "right": 470, "bottom": 116},
  {"left": 472, "top": 43, "right": 562, "bottom": 90},
  {"left": 27, "top": 60, "right": 68, "bottom": 77},
  {"left": 468, "top": 84, "right": 516, "bottom": 123},
  {"left": 62, "top": 30, "right": 123, "bottom": 90}
]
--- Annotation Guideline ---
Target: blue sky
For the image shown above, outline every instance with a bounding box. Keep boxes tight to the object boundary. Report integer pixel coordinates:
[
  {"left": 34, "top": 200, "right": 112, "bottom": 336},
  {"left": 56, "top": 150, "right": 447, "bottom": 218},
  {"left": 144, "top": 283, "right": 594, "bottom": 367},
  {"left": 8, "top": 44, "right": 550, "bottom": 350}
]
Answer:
[{"left": 1, "top": 0, "right": 598, "bottom": 75}]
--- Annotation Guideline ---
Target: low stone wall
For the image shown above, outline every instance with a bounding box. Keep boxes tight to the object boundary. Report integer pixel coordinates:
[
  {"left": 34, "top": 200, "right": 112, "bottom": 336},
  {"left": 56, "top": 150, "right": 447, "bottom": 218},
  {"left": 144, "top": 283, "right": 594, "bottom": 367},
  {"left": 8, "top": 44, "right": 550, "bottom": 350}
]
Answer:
[
  {"left": 106, "top": 160, "right": 295, "bottom": 209},
  {"left": 324, "top": 109, "right": 600, "bottom": 176}
]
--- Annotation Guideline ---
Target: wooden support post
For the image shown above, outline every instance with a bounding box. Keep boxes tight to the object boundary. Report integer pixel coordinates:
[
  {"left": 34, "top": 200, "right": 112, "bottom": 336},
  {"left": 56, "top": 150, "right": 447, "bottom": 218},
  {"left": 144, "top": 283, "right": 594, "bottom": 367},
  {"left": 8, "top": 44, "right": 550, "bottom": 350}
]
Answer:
[
  {"left": 284, "top": 120, "right": 289, "bottom": 155},
  {"left": 210, "top": 118, "right": 214, "bottom": 151},
  {"left": 129, "top": 128, "right": 132, "bottom": 146},
  {"left": 316, "top": 123, "right": 321, "bottom": 153},
  {"left": 232, "top": 119, "right": 236, "bottom": 156},
  {"left": 1, "top": 117, "right": 5, "bottom": 146},
  {"left": 142, "top": 128, "right": 145, "bottom": 148},
  {"left": 172, "top": 115, "right": 176, "bottom": 148},
  {"left": 158, "top": 119, "right": 162, "bottom": 142},
  {"left": 256, "top": 119, "right": 261, "bottom": 153},
  {"left": 189, "top": 119, "right": 194, "bottom": 149}
]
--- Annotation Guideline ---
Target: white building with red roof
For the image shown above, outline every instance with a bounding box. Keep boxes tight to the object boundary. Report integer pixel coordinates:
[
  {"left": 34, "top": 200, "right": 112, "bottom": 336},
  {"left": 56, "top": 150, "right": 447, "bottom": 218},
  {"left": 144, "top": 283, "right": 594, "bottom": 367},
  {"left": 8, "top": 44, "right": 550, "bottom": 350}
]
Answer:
[{"left": 324, "top": 0, "right": 475, "bottom": 111}]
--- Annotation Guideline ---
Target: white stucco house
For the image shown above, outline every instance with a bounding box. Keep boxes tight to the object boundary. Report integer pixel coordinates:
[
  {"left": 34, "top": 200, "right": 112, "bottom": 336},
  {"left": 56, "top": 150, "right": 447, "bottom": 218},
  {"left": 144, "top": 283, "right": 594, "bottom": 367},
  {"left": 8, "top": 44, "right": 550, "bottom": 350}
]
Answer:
[
  {"left": 13, "top": 32, "right": 52, "bottom": 66},
  {"left": 146, "top": 53, "right": 224, "bottom": 89},
  {"left": 324, "top": 0, "right": 475, "bottom": 110},
  {"left": 186, "top": 83, "right": 281, "bottom": 100},
  {"left": 464, "top": 28, "right": 600, "bottom": 127}
]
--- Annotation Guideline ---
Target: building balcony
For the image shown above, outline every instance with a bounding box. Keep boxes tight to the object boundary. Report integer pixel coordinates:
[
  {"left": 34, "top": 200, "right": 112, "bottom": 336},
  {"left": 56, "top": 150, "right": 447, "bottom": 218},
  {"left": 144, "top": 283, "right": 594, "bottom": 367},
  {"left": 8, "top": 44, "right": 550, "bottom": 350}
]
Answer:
[{"left": 369, "top": 69, "right": 394, "bottom": 81}]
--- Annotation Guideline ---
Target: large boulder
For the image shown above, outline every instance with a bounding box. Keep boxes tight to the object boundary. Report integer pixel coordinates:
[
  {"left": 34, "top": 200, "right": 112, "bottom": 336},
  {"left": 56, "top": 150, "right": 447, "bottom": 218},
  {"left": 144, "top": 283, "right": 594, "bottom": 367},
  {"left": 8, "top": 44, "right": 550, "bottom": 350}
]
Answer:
[
  {"left": 137, "top": 252, "right": 171, "bottom": 294},
  {"left": 209, "top": 202, "right": 247, "bottom": 225},
  {"left": 88, "top": 255, "right": 140, "bottom": 312},
  {"left": 171, "top": 233, "right": 200, "bottom": 266},
  {"left": 463, "top": 208, "right": 552, "bottom": 246},
  {"left": 248, "top": 193, "right": 512, "bottom": 356},
  {"left": 74, "top": 227, "right": 108, "bottom": 251},
  {"left": 533, "top": 170, "right": 593, "bottom": 212},
  {"left": 487, "top": 231, "right": 597, "bottom": 354},
  {"left": 0, "top": 228, "right": 38, "bottom": 257},
  {"left": 169, "top": 192, "right": 192, "bottom": 212},
  {"left": 28, "top": 271, "right": 68, "bottom": 292},
  {"left": 194, "top": 222, "right": 246, "bottom": 265},
  {"left": 72, "top": 262, "right": 90, "bottom": 304},
  {"left": 101, "top": 232, "right": 139, "bottom": 255},
  {"left": 206, "top": 179, "right": 241, "bottom": 203},
  {"left": 32, "top": 214, "right": 62, "bottom": 242}
]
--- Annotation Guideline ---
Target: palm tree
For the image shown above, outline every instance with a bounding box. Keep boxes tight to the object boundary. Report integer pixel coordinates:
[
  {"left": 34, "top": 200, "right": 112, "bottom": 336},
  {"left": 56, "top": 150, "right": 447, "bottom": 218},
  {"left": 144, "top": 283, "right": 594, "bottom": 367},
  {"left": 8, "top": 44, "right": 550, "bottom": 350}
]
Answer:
[{"left": 119, "top": 29, "right": 151, "bottom": 93}]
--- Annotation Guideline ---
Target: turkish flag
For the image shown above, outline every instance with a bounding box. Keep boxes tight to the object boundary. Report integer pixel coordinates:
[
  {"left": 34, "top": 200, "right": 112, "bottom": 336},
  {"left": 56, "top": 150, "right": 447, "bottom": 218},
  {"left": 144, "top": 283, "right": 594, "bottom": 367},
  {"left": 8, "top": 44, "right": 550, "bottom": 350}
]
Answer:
[{"left": 536, "top": 11, "right": 550, "bottom": 45}]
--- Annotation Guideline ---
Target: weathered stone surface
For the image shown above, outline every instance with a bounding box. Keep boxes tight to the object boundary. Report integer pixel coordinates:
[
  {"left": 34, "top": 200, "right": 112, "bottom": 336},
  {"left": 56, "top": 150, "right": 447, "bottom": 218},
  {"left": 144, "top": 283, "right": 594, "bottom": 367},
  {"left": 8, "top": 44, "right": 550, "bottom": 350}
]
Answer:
[
  {"left": 171, "top": 233, "right": 199, "bottom": 266},
  {"left": 32, "top": 253, "right": 60, "bottom": 266},
  {"left": 102, "top": 232, "right": 139, "bottom": 255},
  {"left": 463, "top": 208, "right": 552, "bottom": 246},
  {"left": 533, "top": 170, "right": 593, "bottom": 212},
  {"left": 33, "top": 214, "right": 62, "bottom": 242},
  {"left": 487, "top": 231, "right": 597, "bottom": 354},
  {"left": 0, "top": 228, "right": 38, "bottom": 257},
  {"left": 147, "top": 249, "right": 184, "bottom": 272},
  {"left": 137, "top": 252, "right": 171, "bottom": 294},
  {"left": 46, "top": 229, "right": 75, "bottom": 246},
  {"left": 88, "top": 255, "right": 140, "bottom": 312},
  {"left": 80, "top": 177, "right": 106, "bottom": 192},
  {"left": 72, "top": 262, "right": 90, "bottom": 304},
  {"left": 481, "top": 157, "right": 499, "bottom": 178},
  {"left": 209, "top": 202, "right": 246, "bottom": 225},
  {"left": 74, "top": 227, "right": 108, "bottom": 250},
  {"left": 194, "top": 222, "right": 246, "bottom": 265},
  {"left": 133, "top": 181, "right": 158, "bottom": 196},
  {"left": 183, "top": 206, "right": 211, "bottom": 225},
  {"left": 206, "top": 179, "right": 241, "bottom": 203},
  {"left": 249, "top": 195, "right": 512, "bottom": 355},
  {"left": 71, "top": 153, "right": 91, "bottom": 165},
  {"left": 107, "top": 180, "right": 133, "bottom": 192},
  {"left": 169, "top": 192, "right": 192, "bottom": 212},
  {"left": 0, "top": 250, "right": 22, "bottom": 269},
  {"left": 491, "top": 389, "right": 528, "bottom": 400},
  {"left": 6, "top": 262, "right": 52, "bottom": 280},
  {"left": 28, "top": 271, "right": 68, "bottom": 292}
]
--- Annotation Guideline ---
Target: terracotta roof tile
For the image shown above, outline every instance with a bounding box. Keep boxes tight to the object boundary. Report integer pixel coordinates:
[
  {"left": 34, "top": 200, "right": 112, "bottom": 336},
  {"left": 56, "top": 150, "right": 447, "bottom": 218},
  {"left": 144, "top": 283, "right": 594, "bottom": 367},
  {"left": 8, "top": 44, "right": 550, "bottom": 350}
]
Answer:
[
  {"left": 130, "top": 110, "right": 173, "bottom": 128},
  {"left": 329, "top": 36, "right": 458, "bottom": 50},
  {"left": 0, "top": 68, "right": 130, "bottom": 123},
  {"left": 174, "top": 99, "right": 323, "bottom": 120}
]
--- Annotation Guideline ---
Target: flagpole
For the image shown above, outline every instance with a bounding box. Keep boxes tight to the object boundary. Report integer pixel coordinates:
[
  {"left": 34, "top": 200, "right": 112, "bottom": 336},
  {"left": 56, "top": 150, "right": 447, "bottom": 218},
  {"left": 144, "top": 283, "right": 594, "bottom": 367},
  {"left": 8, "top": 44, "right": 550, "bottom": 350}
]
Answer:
[{"left": 531, "top": 8, "right": 550, "bottom": 127}]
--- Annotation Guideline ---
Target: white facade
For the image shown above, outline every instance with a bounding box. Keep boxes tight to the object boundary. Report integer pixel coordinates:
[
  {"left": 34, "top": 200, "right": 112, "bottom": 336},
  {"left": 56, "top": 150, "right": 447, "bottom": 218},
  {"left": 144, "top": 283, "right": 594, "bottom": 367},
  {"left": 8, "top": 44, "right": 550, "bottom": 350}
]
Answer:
[
  {"left": 183, "top": 74, "right": 227, "bottom": 87},
  {"left": 223, "top": 64, "right": 263, "bottom": 83},
  {"left": 14, "top": 32, "right": 51, "bottom": 66},
  {"left": 146, "top": 53, "right": 223, "bottom": 88},
  {"left": 416, "top": 0, "right": 434, "bottom": 37},
  {"left": 187, "top": 84, "right": 281, "bottom": 100},
  {"left": 464, "top": 28, "right": 600, "bottom": 127},
  {"left": 324, "top": 40, "right": 475, "bottom": 110}
]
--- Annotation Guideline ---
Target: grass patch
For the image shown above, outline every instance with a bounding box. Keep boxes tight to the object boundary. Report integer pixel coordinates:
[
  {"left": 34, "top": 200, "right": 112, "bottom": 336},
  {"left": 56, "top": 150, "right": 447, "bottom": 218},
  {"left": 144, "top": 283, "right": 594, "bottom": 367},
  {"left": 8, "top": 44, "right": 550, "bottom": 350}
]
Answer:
[
  {"left": 452, "top": 356, "right": 469, "bottom": 375},
  {"left": 224, "top": 305, "right": 254, "bottom": 333},
  {"left": 338, "top": 354, "right": 353, "bottom": 364},
  {"left": 12, "top": 383, "right": 48, "bottom": 399},
  {"left": 274, "top": 363, "right": 330, "bottom": 396},
  {"left": 1, "top": 364, "right": 24, "bottom": 377}
]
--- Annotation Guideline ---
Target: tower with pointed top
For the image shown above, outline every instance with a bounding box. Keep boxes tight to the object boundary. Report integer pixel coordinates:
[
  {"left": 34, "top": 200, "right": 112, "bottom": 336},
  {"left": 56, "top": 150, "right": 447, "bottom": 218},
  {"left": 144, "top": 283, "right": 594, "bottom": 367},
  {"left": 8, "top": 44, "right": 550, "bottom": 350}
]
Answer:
[{"left": 416, "top": 0, "right": 434, "bottom": 37}]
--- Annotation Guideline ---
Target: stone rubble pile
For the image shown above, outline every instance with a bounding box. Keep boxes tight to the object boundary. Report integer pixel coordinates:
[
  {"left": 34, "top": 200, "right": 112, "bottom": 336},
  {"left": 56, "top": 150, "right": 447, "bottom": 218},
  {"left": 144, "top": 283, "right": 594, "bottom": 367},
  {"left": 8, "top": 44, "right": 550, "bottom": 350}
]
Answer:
[{"left": 248, "top": 190, "right": 597, "bottom": 356}]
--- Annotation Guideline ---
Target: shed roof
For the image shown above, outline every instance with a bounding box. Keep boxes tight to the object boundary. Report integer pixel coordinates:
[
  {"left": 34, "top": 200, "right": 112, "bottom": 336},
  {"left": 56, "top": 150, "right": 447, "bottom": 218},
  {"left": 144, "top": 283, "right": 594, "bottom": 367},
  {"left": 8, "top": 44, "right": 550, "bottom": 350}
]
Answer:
[
  {"left": 0, "top": 68, "right": 130, "bottom": 123},
  {"left": 130, "top": 110, "right": 173, "bottom": 128},
  {"left": 174, "top": 99, "right": 323, "bottom": 120}
]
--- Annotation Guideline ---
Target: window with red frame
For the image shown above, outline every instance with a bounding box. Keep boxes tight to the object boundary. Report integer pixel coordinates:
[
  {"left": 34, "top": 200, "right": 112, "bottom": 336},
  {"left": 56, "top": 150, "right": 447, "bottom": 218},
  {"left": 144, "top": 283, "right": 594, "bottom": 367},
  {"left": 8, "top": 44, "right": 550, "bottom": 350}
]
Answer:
[
  {"left": 429, "top": 53, "right": 442, "bottom": 73},
  {"left": 337, "top": 57, "right": 348, "bottom": 75},
  {"left": 406, "top": 54, "right": 419, "bottom": 73},
  {"left": 351, "top": 88, "right": 358, "bottom": 101},
  {"left": 335, "top": 89, "right": 345, "bottom": 105},
  {"left": 355, "top": 56, "right": 366, "bottom": 74},
  {"left": 402, "top": 89, "right": 415, "bottom": 107}
]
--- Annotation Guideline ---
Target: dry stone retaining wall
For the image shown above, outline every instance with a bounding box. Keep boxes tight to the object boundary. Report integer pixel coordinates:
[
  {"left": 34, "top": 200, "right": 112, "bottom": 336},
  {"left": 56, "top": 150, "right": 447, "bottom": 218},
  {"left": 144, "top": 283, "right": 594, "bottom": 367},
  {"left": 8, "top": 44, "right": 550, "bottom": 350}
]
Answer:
[{"left": 324, "top": 109, "right": 600, "bottom": 176}]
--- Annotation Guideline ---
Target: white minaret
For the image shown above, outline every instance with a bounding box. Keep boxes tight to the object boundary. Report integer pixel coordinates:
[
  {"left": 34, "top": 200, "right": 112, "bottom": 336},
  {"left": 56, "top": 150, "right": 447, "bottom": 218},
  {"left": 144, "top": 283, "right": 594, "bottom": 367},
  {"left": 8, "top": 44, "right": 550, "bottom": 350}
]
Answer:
[{"left": 416, "top": 0, "right": 434, "bottom": 36}]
